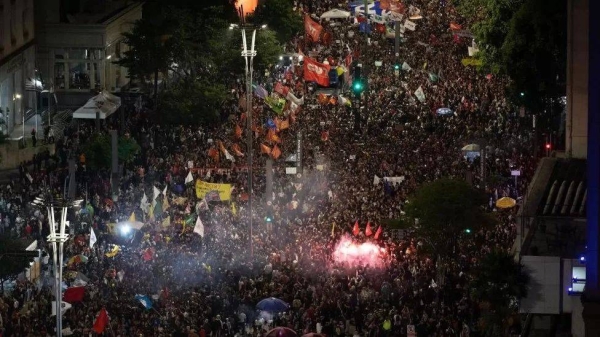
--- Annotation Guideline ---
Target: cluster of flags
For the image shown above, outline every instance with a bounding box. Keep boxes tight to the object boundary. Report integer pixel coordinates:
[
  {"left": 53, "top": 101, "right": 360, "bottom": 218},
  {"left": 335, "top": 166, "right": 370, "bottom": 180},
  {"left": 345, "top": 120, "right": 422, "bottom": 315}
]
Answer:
[{"left": 350, "top": 221, "right": 383, "bottom": 239}]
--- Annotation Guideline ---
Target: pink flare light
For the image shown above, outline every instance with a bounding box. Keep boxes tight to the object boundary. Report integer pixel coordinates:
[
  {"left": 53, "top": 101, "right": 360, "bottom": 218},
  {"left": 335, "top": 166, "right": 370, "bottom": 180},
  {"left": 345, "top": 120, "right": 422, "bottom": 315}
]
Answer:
[{"left": 332, "top": 236, "right": 387, "bottom": 268}]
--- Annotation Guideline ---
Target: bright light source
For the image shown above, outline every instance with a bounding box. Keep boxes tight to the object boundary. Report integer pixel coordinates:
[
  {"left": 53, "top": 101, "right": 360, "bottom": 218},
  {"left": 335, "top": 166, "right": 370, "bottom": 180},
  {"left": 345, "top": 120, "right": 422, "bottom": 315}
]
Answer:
[
  {"left": 465, "top": 229, "right": 471, "bottom": 234},
  {"left": 120, "top": 225, "right": 131, "bottom": 235},
  {"left": 520, "top": 92, "right": 525, "bottom": 97},
  {"left": 265, "top": 216, "right": 272, "bottom": 222},
  {"left": 279, "top": 56, "right": 283, "bottom": 60},
  {"left": 261, "top": 24, "right": 267, "bottom": 29},
  {"left": 568, "top": 287, "right": 573, "bottom": 292},
  {"left": 580, "top": 256, "right": 586, "bottom": 263},
  {"left": 15, "top": 94, "right": 21, "bottom": 99},
  {"left": 106, "top": 55, "right": 112, "bottom": 60},
  {"left": 229, "top": 26, "right": 234, "bottom": 30}
]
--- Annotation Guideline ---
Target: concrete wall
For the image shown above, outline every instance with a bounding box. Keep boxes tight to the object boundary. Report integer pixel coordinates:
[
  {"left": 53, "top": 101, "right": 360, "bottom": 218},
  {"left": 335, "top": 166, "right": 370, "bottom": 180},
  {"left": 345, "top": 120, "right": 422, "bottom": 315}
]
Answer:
[
  {"left": 565, "top": 0, "right": 589, "bottom": 159},
  {"left": 0, "top": 142, "right": 55, "bottom": 169}
]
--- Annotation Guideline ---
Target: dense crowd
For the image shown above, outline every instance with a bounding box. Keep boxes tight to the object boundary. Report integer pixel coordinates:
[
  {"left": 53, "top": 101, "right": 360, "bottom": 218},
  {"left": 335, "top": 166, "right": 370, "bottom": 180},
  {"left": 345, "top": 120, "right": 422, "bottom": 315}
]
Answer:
[{"left": 0, "top": 0, "right": 538, "bottom": 336}]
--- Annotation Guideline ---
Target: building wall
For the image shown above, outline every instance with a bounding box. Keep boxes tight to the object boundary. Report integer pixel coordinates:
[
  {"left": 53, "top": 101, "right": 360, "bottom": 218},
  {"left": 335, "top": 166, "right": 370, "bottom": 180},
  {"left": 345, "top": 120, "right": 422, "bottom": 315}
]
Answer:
[
  {"left": 35, "top": 3, "right": 142, "bottom": 108},
  {"left": 565, "top": 0, "right": 589, "bottom": 159},
  {"left": 0, "top": 0, "right": 36, "bottom": 135}
]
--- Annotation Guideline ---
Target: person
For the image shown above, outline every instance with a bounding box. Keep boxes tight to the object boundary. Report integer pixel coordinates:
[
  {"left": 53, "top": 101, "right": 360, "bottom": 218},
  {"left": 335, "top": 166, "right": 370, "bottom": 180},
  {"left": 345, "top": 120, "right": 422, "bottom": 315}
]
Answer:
[{"left": 31, "top": 128, "right": 36, "bottom": 147}]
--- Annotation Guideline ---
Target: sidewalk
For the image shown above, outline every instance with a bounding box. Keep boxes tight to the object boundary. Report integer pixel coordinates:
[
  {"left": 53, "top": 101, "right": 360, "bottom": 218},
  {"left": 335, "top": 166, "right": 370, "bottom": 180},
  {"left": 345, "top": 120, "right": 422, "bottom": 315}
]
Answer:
[{"left": 8, "top": 114, "right": 44, "bottom": 141}]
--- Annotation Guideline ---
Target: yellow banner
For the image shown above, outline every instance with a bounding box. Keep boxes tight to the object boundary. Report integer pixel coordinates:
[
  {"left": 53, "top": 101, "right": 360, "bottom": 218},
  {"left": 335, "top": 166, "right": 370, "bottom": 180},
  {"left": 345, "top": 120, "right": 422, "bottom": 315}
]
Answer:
[
  {"left": 461, "top": 58, "right": 483, "bottom": 67},
  {"left": 195, "top": 180, "right": 232, "bottom": 201}
]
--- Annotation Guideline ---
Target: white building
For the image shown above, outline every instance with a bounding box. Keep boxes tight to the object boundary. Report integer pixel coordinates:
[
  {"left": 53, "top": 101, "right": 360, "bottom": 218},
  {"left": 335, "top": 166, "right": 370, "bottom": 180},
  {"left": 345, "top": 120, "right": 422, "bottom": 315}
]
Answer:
[
  {"left": 0, "top": 0, "right": 36, "bottom": 135},
  {"left": 35, "top": 0, "right": 142, "bottom": 109}
]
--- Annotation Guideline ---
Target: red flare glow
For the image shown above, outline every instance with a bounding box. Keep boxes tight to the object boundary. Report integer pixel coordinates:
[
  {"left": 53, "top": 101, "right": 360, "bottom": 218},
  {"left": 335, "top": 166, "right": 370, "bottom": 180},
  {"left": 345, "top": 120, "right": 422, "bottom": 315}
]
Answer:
[{"left": 332, "top": 236, "right": 387, "bottom": 268}]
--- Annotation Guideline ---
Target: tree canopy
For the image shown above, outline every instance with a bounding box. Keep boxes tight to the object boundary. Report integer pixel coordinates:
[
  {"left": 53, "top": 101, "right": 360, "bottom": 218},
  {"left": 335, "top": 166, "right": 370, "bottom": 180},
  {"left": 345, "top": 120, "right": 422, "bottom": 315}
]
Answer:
[
  {"left": 83, "top": 135, "right": 141, "bottom": 170},
  {"left": 470, "top": 250, "right": 530, "bottom": 336},
  {"left": 404, "top": 178, "right": 494, "bottom": 257},
  {"left": 249, "top": 0, "right": 303, "bottom": 45},
  {"left": 456, "top": 0, "right": 566, "bottom": 110}
]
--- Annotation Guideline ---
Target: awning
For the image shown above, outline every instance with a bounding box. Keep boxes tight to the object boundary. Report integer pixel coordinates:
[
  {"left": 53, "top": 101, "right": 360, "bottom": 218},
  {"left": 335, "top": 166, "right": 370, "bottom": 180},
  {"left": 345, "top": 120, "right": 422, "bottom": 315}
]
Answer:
[{"left": 72, "top": 91, "right": 121, "bottom": 119}]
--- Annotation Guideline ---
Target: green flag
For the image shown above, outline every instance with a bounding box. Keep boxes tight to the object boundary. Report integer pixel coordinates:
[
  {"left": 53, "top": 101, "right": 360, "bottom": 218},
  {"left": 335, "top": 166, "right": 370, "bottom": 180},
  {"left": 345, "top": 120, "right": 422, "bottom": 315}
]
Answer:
[{"left": 153, "top": 198, "right": 163, "bottom": 218}]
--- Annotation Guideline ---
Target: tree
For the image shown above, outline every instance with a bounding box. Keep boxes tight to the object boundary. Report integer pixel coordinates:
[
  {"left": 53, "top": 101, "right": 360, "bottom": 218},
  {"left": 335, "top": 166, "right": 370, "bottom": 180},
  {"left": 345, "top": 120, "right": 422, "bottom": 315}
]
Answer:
[
  {"left": 114, "top": 18, "right": 173, "bottom": 98},
  {"left": 470, "top": 250, "right": 530, "bottom": 336},
  {"left": 157, "top": 79, "right": 227, "bottom": 126},
  {"left": 404, "top": 178, "right": 494, "bottom": 258},
  {"left": 500, "top": 0, "right": 567, "bottom": 111},
  {"left": 83, "top": 135, "right": 141, "bottom": 170},
  {"left": 248, "top": 0, "right": 303, "bottom": 45},
  {"left": 0, "top": 235, "right": 33, "bottom": 294}
]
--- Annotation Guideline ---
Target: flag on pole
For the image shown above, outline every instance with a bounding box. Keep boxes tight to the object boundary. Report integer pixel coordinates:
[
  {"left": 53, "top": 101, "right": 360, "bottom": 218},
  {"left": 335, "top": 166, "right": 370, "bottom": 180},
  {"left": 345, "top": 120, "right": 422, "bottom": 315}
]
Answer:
[
  {"left": 162, "top": 196, "right": 170, "bottom": 212},
  {"left": 231, "top": 202, "right": 237, "bottom": 216},
  {"left": 352, "top": 221, "right": 360, "bottom": 236},
  {"left": 153, "top": 186, "right": 161, "bottom": 201},
  {"left": 193, "top": 216, "right": 204, "bottom": 236},
  {"left": 51, "top": 301, "right": 72, "bottom": 316},
  {"left": 128, "top": 212, "right": 136, "bottom": 223},
  {"left": 89, "top": 227, "right": 97, "bottom": 248},
  {"left": 162, "top": 185, "right": 168, "bottom": 197},
  {"left": 374, "top": 226, "right": 382, "bottom": 239},
  {"left": 185, "top": 171, "right": 194, "bottom": 184},
  {"left": 63, "top": 287, "right": 85, "bottom": 303},
  {"left": 140, "top": 193, "right": 149, "bottom": 213},
  {"left": 92, "top": 308, "right": 109, "bottom": 334},
  {"left": 134, "top": 294, "right": 153, "bottom": 310},
  {"left": 365, "top": 221, "right": 373, "bottom": 236},
  {"left": 148, "top": 203, "right": 155, "bottom": 221},
  {"left": 161, "top": 216, "right": 171, "bottom": 228}
]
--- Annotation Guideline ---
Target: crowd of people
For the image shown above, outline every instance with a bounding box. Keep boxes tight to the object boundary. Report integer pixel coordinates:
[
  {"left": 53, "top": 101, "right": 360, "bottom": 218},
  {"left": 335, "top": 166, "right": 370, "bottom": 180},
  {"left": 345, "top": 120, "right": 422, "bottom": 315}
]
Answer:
[{"left": 0, "top": 0, "right": 539, "bottom": 336}]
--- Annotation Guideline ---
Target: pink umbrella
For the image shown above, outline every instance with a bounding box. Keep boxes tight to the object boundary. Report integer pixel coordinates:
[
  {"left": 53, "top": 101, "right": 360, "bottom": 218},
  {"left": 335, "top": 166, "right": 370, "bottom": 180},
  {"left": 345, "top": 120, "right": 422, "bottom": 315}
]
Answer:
[{"left": 265, "top": 327, "right": 297, "bottom": 337}]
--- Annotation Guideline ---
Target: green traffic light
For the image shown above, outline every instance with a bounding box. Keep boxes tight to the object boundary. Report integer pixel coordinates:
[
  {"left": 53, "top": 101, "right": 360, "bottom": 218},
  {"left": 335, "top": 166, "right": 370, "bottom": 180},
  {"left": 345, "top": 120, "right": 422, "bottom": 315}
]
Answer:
[
  {"left": 394, "top": 64, "right": 400, "bottom": 70},
  {"left": 465, "top": 228, "right": 471, "bottom": 234}
]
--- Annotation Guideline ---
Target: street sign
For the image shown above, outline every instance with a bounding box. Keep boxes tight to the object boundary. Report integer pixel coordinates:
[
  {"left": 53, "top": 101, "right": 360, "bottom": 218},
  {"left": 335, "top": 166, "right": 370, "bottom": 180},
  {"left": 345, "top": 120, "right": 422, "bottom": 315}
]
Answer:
[{"left": 511, "top": 170, "right": 521, "bottom": 176}]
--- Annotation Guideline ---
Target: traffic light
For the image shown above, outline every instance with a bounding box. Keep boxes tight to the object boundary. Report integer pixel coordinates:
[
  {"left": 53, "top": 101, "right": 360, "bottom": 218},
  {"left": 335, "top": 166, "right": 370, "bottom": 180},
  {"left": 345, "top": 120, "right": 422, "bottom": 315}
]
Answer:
[
  {"left": 465, "top": 228, "right": 472, "bottom": 234},
  {"left": 352, "top": 79, "right": 365, "bottom": 95},
  {"left": 394, "top": 64, "right": 400, "bottom": 70}
]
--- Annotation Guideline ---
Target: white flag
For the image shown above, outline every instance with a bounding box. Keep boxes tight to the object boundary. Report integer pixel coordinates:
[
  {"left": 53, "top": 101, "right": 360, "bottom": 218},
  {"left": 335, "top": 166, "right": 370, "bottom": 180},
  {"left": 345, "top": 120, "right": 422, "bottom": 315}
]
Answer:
[
  {"left": 193, "top": 216, "right": 204, "bottom": 236},
  {"left": 402, "top": 62, "right": 412, "bottom": 71},
  {"left": 51, "top": 301, "right": 72, "bottom": 316},
  {"left": 89, "top": 228, "right": 97, "bottom": 248},
  {"left": 224, "top": 150, "right": 235, "bottom": 162},
  {"left": 404, "top": 20, "right": 416, "bottom": 31},
  {"left": 373, "top": 175, "right": 381, "bottom": 185},
  {"left": 162, "top": 185, "right": 168, "bottom": 197},
  {"left": 140, "top": 193, "right": 149, "bottom": 213},
  {"left": 153, "top": 186, "right": 161, "bottom": 201},
  {"left": 185, "top": 171, "right": 194, "bottom": 184},
  {"left": 414, "top": 86, "right": 426, "bottom": 103}
]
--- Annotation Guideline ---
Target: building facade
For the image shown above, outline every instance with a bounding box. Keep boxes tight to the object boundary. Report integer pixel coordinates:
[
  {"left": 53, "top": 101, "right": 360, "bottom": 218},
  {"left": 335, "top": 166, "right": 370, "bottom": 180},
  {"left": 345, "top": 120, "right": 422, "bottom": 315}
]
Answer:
[
  {"left": 0, "top": 0, "right": 36, "bottom": 135},
  {"left": 35, "top": 0, "right": 142, "bottom": 109}
]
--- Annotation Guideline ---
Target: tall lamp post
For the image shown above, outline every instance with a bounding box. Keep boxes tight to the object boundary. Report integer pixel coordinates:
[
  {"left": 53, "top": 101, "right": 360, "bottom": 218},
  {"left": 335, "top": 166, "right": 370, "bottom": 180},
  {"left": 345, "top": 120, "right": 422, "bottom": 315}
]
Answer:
[
  {"left": 233, "top": 6, "right": 264, "bottom": 256},
  {"left": 32, "top": 195, "right": 81, "bottom": 337}
]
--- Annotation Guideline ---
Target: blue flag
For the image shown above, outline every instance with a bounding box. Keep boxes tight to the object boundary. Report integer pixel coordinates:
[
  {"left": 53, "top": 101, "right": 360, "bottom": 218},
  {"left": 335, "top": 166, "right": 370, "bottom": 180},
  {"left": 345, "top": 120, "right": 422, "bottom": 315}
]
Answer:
[{"left": 135, "top": 294, "right": 153, "bottom": 310}]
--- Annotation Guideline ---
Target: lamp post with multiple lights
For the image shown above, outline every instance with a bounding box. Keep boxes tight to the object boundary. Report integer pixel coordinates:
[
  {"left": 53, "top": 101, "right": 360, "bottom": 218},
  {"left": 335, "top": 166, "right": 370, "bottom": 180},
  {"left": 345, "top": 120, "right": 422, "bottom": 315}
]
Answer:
[
  {"left": 230, "top": 7, "right": 266, "bottom": 256},
  {"left": 31, "top": 195, "right": 81, "bottom": 337}
]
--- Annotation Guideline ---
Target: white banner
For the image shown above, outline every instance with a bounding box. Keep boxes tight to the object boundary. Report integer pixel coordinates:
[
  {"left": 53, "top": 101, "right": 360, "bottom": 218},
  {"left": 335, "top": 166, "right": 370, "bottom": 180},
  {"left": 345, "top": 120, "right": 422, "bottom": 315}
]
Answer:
[
  {"left": 414, "top": 86, "right": 426, "bottom": 103},
  {"left": 404, "top": 20, "right": 416, "bottom": 31}
]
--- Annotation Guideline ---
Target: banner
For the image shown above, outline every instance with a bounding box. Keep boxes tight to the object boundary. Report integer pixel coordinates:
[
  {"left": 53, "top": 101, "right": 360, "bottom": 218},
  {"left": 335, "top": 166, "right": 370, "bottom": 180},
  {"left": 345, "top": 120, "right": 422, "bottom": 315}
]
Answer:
[
  {"left": 303, "top": 57, "right": 331, "bottom": 87},
  {"left": 265, "top": 96, "right": 286, "bottom": 114},
  {"left": 414, "top": 86, "right": 425, "bottom": 103},
  {"left": 404, "top": 20, "right": 416, "bottom": 31},
  {"left": 304, "top": 15, "right": 323, "bottom": 42},
  {"left": 195, "top": 180, "right": 232, "bottom": 201},
  {"left": 461, "top": 58, "right": 483, "bottom": 67}
]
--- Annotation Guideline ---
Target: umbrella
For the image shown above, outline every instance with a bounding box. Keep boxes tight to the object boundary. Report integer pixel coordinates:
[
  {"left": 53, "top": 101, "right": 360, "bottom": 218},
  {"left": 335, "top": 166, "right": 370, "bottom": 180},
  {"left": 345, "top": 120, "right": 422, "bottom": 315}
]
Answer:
[
  {"left": 320, "top": 9, "right": 351, "bottom": 19},
  {"left": 436, "top": 107, "right": 453, "bottom": 115},
  {"left": 256, "top": 297, "right": 290, "bottom": 312},
  {"left": 496, "top": 197, "right": 517, "bottom": 209},
  {"left": 265, "top": 327, "right": 297, "bottom": 337},
  {"left": 461, "top": 144, "right": 481, "bottom": 152}
]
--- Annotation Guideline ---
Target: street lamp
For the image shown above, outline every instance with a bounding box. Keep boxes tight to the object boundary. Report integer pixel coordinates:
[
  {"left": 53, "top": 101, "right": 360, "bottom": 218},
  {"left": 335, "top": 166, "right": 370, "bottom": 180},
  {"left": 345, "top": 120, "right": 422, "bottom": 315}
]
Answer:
[
  {"left": 234, "top": 6, "right": 261, "bottom": 256},
  {"left": 31, "top": 195, "right": 82, "bottom": 337}
]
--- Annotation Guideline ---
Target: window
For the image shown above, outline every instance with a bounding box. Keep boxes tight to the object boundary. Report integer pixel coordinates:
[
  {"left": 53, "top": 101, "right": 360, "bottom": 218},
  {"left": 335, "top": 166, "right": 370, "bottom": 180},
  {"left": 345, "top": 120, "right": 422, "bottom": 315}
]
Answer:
[
  {"left": 54, "top": 48, "right": 103, "bottom": 91},
  {"left": 54, "top": 63, "right": 66, "bottom": 89}
]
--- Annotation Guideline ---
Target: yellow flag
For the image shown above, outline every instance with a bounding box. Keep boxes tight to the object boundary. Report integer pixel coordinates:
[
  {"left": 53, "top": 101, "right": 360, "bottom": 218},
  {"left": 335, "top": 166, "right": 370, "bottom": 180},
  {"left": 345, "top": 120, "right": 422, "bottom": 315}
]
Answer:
[
  {"left": 162, "top": 197, "right": 170, "bottom": 212},
  {"left": 231, "top": 202, "right": 237, "bottom": 216},
  {"left": 423, "top": 61, "right": 427, "bottom": 70},
  {"left": 106, "top": 245, "right": 120, "bottom": 258},
  {"left": 148, "top": 204, "right": 154, "bottom": 221},
  {"left": 161, "top": 216, "right": 171, "bottom": 228},
  {"left": 128, "top": 211, "right": 136, "bottom": 223}
]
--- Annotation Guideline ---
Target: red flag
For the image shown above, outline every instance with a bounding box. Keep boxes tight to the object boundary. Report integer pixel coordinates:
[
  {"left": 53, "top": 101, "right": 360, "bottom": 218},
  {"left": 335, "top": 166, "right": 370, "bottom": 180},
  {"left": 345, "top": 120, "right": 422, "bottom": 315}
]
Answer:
[
  {"left": 271, "top": 145, "right": 282, "bottom": 159},
  {"left": 345, "top": 53, "right": 353, "bottom": 68},
  {"left": 92, "top": 308, "right": 109, "bottom": 334},
  {"left": 274, "top": 82, "right": 290, "bottom": 96},
  {"left": 234, "top": 125, "right": 243, "bottom": 139},
  {"left": 321, "top": 131, "right": 329, "bottom": 141},
  {"left": 365, "top": 222, "right": 373, "bottom": 236},
  {"left": 303, "top": 57, "right": 330, "bottom": 87},
  {"left": 304, "top": 15, "right": 323, "bottom": 42},
  {"left": 142, "top": 247, "right": 154, "bottom": 262},
  {"left": 450, "top": 22, "right": 462, "bottom": 30},
  {"left": 374, "top": 226, "right": 382, "bottom": 240},
  {"left": 63, "top": 286, "right": 85, "bottom": 302},
  {"left": 260, "top": 144, "right": 272, "bottom": 154},
  {"left": 352, "top": 221, "right": 360, "bottom": 236}
]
